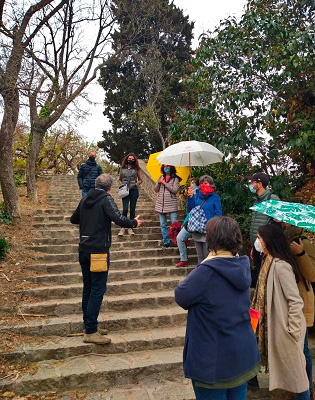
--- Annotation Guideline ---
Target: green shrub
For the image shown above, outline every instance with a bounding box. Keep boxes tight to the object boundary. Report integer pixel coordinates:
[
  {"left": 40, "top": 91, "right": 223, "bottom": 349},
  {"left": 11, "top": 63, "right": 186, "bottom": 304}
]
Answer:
[
  {"left": 0, "top": 202, "right": 13, "bottom": 224},
  {"left": 14, "top": 173, "right": 27, "bottom": 187},
  {"left": 0, "top": 238, "right": 8, "bottom": 260}
]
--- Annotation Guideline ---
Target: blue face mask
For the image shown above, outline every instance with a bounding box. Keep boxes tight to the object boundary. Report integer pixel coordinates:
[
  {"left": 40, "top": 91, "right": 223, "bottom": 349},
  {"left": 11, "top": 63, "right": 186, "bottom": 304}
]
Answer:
[
  {"left": 164, "top": 167, "right": 170, "bottom": 174},
  {"left": 249, "top": 184, "right": 257, "bottom": 193},
  {"left": 191, "top": 183, "right": 197, "bottom": 191}
]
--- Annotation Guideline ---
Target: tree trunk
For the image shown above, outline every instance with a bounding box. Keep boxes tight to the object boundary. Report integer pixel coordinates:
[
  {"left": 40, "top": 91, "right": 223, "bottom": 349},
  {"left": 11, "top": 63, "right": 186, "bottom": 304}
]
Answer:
[
  {"left": 157, "top": 128, "right": 166, "bottom": 149},
  {"left": 0, "top": 91, "right": 21, "bottom": 217},
  {"left": 26, "top": 129, "right": 45, "bottom": 202}
]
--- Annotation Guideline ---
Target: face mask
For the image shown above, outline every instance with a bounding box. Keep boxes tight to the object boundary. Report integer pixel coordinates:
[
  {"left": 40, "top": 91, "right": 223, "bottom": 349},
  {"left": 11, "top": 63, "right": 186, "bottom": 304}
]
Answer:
[
  {"left": 89, "top": 156, "right": 95, "bottom": 162},
  {"left": 164, "top": 167, "right": 170, "bottom": 174},
  {"left": 199, "top": 183, "right": 215, "bottom": 195},
  {"left": 191, "top": 183, "right": 197, "bottom": 191},
  {"left": 249, "top": 184, "right": 256, "bottom": 193},
  {"left": 254, "top": 237, "right": 264, "bottom": 253},
  {"left": 127, "top": 159, "right": 135, "bottom": 165}
]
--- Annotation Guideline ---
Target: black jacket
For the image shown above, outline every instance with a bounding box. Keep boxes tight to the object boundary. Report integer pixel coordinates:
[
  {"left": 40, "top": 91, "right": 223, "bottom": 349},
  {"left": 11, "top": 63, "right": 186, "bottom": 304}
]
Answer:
[
  {"left": 70, "top": 189, "right": 137, "bottom": 253},
  {"left": 77, "top": 159, "right": 102, "bottom": 190}
]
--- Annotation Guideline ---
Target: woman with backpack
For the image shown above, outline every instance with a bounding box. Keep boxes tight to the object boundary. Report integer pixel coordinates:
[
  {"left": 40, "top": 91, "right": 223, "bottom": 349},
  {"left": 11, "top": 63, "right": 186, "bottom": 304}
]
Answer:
[{"left": 186, "top": 175, "right": 222, "bottom": 264}]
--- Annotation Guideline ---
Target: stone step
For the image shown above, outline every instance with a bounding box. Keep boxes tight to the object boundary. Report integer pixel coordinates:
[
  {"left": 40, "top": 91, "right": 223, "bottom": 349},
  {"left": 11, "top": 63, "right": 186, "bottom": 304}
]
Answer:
[
  {"left": 47, "top": 198, "right": 154, "bottom": 205},
  {"left": 33, "top": 212, "right": 161, "bottom": 224},
  {"left": 32, "top": 221, "right": 164, "bottom": 229},
  {"left": 58, "top": 377, "right": 195, "bottom": 400},
  {"left": 0, "top": 346, "right": 184, "bottom": 396},
  {"left": 36, "top": 225, "right": 170, "bottom": 239},
  {"left": 29, "top": 239, "right": 160, "bottom": 253},
  {"left": 1, "top": 325, "right": 186, "bottom": 363},
  {"left": 1, "top": 305, "right": 187, "bottom": 337},
  {"left": 21, "top": 275, "right": 185, "bottom": 299},
  {"left": 33, "top": 207, "right": 159, "bottom": 218},
  {"left": 28, "top": 232, "right": 164, "bottom": 244},
  {"left": 26, "top": 255, "right": 198, "bottom": 273},
  {"left": 32, "top": 247, "right": 182, "bottom": 263},
  {"left": 28, "top": 240, "right": 195, "bottom": 254},
  {"left": 25, "top": 266, "right": 194, "bottom": 285},
  {"left": 19, "top": 289, "right": 178, "bottom": 316}
]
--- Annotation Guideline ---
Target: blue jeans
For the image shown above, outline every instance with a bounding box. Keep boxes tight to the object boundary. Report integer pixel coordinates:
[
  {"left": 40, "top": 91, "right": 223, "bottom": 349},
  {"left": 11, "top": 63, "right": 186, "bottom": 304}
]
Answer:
[
  {"left": 122, "top": 188, "right": 139, "bottom": 220},
  {"left": 192, "top": 381, "right": 247, "bottom": 400},
  {"left": 82, "top": 188, "right": 89, "bottom": 197},
  {"left": 303, "top": 328, "right": 312, "bottom": 392},
  {"left": 159, "top": 212, "right": 177, "bottom": 245},
  {"left": 176, "top": 227, "right": 191, "bottom": 261},
  {"left": 79, "top": 251, "right": 109, "bottom": 334},
  {"left": 295, "top": 389, "right": 310, "bottom": 399}
]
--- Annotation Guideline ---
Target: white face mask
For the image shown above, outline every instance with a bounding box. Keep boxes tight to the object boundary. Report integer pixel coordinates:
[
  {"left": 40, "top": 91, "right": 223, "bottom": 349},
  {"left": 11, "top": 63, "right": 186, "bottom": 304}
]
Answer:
[{"left": 254, "top": 237, "right": 264, "bottom": 253}]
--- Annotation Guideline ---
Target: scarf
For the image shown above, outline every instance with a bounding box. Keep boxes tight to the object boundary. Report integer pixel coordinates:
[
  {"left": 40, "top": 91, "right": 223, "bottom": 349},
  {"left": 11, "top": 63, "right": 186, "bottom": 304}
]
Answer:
[
  {"left": 199, "top": 183, "right": 215, "bottom": 195},
  {"left": 251, "top": 253, "right": 273, "bottom": 368}
]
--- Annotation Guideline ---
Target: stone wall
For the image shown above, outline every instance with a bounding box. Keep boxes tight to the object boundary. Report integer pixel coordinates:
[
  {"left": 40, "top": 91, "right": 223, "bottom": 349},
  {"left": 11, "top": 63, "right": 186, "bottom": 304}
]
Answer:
[
  {"left": 138, "top": 160, "right": 157, "bottom": 204},
  {"left": 138, "top": 159, "right": 185, "bottom": 210}
]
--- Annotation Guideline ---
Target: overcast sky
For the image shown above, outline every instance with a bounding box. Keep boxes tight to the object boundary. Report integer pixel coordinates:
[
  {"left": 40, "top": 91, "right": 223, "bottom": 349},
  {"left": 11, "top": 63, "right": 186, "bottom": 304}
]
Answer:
[{"left": 78, "top": 0, "right": 248, "bottom": 143}]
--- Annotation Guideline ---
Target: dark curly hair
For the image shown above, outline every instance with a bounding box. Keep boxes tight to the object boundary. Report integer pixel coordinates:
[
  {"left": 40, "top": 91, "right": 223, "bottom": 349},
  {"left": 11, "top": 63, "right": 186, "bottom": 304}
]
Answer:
[
  {"left": 160, "top": 164, "right": 177, "bottom": 177},
  {"left": 121, "top": 152, "right": 140, "bottom": 170},
  {"left": 258, "top": 224, "right": 299, "bottom": 282},
  {"left": 206, "top": 216, "right": 243, "bottom": 256}
]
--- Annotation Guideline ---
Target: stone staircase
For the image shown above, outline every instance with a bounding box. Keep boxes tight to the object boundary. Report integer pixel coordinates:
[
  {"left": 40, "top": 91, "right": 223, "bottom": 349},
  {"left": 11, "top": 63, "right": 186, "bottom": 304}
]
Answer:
[
  {"left": 0, "top": 175, "right": 198, "bottom": 398},
  {"left": 2, "top": 175, "right": 314, "bottom": 399}
]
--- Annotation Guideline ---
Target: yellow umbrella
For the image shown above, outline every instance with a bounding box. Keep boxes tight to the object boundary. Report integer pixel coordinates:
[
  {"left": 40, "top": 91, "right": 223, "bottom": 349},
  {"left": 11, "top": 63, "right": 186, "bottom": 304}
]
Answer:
[{"left": 146, "top": 152, "right": 190, "bottom": 185}]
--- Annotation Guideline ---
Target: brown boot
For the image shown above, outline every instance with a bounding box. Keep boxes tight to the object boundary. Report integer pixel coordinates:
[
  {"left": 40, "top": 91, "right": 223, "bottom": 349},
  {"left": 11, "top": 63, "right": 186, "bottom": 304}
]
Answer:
[
  {"left": 98, "top": 327, "right": 108, "bottom": 335},
  {"left": 83, "top": 332, "right": 111, "bottom": 344}
]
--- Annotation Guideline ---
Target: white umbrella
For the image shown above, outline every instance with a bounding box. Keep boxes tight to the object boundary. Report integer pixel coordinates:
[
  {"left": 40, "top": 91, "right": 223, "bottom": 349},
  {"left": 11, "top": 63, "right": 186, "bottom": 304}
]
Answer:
[{"left": 156, "top": 140, "right": 223, "bottom": 167}]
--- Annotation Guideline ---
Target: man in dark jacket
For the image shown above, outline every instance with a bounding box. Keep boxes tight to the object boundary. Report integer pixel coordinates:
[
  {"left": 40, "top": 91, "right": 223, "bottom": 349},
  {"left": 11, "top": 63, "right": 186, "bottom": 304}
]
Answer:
[
  {"left": 77, "top": 151, "right": 102, "bottom": 196},
  {"left": 249, "top": 172, "right": 279, "bottom": 285},
  {"left": 70, "top": 173, "right": 142, "bottom": 344}
]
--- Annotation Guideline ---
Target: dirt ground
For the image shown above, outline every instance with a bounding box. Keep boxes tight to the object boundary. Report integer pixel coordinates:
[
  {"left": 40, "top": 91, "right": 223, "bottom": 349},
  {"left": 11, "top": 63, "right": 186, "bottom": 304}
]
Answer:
[
  {"left": 0, "top": 178, "right": 56, "bottom": 390},
  {"left": 0, "top": 178, "right": 53, "bottom": 322}
]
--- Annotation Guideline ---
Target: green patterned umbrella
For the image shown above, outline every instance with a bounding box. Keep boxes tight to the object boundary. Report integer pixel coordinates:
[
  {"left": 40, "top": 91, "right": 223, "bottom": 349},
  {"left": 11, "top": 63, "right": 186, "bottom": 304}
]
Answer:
[{"left": 250, "top": 200, "right": 315, "bottom": 232}]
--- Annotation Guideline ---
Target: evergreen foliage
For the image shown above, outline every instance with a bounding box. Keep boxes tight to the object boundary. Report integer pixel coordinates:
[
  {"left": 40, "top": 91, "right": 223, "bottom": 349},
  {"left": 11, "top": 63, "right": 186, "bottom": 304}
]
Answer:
[
  {"left": 98, "top": 0, "right": 195, "bottom": 163},
  {"left": 170, "top": 0, "right": 315, "bottom": 189}
]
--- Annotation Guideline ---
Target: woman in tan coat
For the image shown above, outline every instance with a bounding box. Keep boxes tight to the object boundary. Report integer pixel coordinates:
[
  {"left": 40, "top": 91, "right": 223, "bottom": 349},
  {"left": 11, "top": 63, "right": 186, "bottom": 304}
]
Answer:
[
  {"left": 252, "top": 224, "right": 309, "bottom": 399},
  {"left": 285, "top": 224, "right": 315, "bottom": 398}
]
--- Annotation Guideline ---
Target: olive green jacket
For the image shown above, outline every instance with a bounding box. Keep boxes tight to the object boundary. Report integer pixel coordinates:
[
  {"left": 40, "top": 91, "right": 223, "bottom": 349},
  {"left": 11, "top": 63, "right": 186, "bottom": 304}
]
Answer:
[{"left": 249, "top": 189, "right": 279, "bottom": 245}]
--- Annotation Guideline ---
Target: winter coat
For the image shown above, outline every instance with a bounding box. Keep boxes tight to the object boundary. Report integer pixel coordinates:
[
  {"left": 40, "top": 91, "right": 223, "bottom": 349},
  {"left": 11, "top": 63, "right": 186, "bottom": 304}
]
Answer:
[
  {"left": 119, "top": 167, "right": 142, "bottom": 190},
  {"left": 77, "top": 159, "right": 102, "bottom": 190},
  {"left": 70, "top": 189, "right": 137, "bottom": 254},
  {"left": 154, "top": 176, "right": 179, "bottom": 214},
  {"left": 175, "top": 255, "right": 260, "bottom": 385},
  {"left": 285, "top": 226, "right": 315, "bottom": 327},
  {"left": 267, "top": 258, "right": 308, "bottom": 393},
  {"left": 187, "top": 190, "right": 222, "bottom": 242},
  {"left": 249, "top": 189, "right": 280, "bottom": 245},
  {"left": 187, "top": 190, "right": 222, "bottom": 221}
]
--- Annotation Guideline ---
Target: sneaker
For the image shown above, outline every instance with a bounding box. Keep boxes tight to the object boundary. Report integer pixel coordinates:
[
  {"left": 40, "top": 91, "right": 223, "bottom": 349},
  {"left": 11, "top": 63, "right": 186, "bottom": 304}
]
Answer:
[
  {"left": 83, "top": 332, "right": 111, "bottom": 344},
  {"left": 163, "top": 243, "right": 170, "bottom": 248},
  {"left": 118, "top": 228, "right": 125, "bottom": 236},
  {"left": 128, "top": 228, "right": 135, "bottom": 235},
  {"left": 176, "top": 260, "right": 189, "bottom": 267}
]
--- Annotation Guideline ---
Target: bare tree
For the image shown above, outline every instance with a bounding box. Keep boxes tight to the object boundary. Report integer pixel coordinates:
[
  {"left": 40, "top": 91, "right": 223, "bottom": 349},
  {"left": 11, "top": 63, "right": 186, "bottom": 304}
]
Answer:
[
  {"left": 23, "top": 0, "right": 115, "bottom": 201},
  {"left": 0, "top": 0, "right": 68, "bottom": 217}
]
